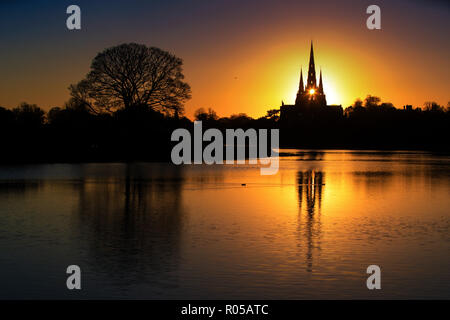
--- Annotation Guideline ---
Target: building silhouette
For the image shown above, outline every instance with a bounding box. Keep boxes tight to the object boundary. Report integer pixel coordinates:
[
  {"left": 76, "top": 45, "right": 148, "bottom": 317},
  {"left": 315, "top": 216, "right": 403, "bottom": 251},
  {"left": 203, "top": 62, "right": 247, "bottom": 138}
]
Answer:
[
  {"left": 280, "top": 42, "right": 341, "bottom": 125},
  {"left": 295, "top": 42, "right": 327, "bottom": 106}
]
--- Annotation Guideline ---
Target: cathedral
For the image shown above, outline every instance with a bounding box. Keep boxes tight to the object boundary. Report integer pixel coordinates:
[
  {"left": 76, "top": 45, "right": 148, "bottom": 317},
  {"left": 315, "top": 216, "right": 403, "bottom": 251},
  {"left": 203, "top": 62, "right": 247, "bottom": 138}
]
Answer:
[
  {"left": 295, "top": 42, "right": 326, "bottom": 106},
  {"left": 280, "top": 42, "right": 339, "bottom": 124}
]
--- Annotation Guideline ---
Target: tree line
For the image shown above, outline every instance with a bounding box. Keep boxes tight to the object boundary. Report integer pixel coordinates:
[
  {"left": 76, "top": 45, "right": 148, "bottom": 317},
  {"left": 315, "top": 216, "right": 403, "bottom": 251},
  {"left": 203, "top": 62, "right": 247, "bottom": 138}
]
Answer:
[
  {"left": 193, "top": 96, "right": 449, "bottom": 151},
  {"left": 0, "top": 43, "right": 448, "bottom": 163}
]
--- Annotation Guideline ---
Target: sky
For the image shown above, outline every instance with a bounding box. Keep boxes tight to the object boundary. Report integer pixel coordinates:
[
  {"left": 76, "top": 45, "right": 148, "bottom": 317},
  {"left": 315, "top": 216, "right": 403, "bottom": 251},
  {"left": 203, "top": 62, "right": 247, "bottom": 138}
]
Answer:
[{"left": 0, "top": 0, "right": 449, "bottom": 118}]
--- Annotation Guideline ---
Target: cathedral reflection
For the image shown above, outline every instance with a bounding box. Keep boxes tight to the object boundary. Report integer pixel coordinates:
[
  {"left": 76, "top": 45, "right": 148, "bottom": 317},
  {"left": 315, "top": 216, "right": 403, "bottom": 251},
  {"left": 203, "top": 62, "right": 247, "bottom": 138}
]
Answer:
[{"left": 296, "top": 170, "right": 324, "bottom": 272}]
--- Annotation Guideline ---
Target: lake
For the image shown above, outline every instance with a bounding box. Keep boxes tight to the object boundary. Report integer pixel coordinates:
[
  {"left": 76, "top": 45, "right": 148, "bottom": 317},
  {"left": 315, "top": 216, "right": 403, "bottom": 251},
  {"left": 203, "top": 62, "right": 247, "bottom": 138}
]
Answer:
[{"left": 0, "top": 150, "right": 449, "bottom": 299}]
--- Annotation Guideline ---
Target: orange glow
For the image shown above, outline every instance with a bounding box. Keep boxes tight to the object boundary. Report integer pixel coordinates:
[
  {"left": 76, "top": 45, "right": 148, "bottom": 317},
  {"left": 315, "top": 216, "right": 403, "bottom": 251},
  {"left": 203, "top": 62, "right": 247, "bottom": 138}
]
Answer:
[
  {"left": 0, "top": 2, "right": 447, "bottom": 121},
  {"left": 309, "top": 89, "right": 315, "bottom": 95},
  {"left": 183, "top": 39, "right": 448, "bottom": 119}
]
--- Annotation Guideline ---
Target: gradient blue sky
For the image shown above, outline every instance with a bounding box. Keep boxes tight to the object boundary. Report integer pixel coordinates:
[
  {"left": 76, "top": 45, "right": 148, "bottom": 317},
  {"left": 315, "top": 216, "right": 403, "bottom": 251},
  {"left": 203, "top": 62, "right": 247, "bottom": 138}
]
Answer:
[{"left": 0, "top": 0, "right": 448, "bottom": 118}]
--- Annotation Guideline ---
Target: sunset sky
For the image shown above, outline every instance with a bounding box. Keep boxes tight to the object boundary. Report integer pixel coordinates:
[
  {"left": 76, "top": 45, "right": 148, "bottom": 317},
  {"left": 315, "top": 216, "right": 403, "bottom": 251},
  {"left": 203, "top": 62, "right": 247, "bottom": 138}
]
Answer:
[{"left": 0, "top": 0, "right": 448, "bottom": 118}]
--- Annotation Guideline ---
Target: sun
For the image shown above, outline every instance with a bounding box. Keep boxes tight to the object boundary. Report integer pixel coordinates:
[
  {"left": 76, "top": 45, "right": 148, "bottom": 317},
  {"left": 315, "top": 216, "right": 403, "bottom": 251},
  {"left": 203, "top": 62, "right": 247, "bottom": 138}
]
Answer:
[
  {"left": 309, "top": 89, "right": 315, "bottom": 95},
  {"left": 323, "top": 79, "right": 340, "bottom": 105}
]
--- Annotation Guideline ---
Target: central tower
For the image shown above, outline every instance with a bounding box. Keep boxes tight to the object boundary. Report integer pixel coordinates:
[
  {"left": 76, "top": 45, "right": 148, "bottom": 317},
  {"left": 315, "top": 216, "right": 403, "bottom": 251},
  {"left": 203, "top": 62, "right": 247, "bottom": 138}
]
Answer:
[
  {"left": 306, "top": 42, "right": 317, "bottom": 90},
  {"left": 295, "top": 42, "right": 326, "bottom": 106}
]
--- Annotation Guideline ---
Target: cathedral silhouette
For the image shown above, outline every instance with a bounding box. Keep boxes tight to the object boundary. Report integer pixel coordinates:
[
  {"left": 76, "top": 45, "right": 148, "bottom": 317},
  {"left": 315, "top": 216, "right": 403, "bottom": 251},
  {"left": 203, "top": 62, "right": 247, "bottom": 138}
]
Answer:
[
  {"left": 295, "top": 42, "right": 327, "bottom": 106},
  {"left": 280, "top": 42, "right": 341, "bottom": 124}
]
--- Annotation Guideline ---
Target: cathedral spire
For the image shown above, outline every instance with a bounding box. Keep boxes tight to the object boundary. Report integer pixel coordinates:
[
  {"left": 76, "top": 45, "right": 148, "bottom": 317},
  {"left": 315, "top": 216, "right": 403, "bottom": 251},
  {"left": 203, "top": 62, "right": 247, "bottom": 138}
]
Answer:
[
  {"left": 307, "top": 42, "right": 317, "bottom": 89},
  {"left": 299, "top": 67, "right": 304, "bottom": 94},
  {"left": 294, "top": 42, "right": 326, "bottom": 106},
  {"left": 319, "top": 69, "right": 323, "bottom": 94}
]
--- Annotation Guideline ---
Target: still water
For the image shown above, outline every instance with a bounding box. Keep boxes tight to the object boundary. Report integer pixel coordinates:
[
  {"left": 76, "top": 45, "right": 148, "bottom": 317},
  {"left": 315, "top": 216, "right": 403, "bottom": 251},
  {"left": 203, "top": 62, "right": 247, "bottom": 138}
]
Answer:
[{"left": 0, "top": 150, "right": 449, "bottom": 299}]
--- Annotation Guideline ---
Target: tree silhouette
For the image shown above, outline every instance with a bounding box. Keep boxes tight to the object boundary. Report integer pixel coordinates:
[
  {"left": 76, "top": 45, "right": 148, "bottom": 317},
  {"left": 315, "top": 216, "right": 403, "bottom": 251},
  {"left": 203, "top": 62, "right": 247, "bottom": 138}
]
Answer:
[
  {"left": 264, "top": 109, "right": 280, "bottom": 121},
  {"left": 364, "top": 95, "right": 381, "bottom": 108},
  {"left": 424, "top": 101, "right": 445, "bottom": 113},
  {"left": 12, "top": 103, "right": 45, "bottom": 129},
  {"left": 194, "top": 107, "right": 218, "bottom": 122},
  {"left": 69, "top": 43, "right": 191, "bottom": 115}
]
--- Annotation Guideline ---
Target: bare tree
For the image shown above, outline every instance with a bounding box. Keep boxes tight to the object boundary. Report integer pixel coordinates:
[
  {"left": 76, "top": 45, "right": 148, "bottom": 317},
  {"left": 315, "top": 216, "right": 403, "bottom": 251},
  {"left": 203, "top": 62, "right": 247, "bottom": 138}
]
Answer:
[
  {"left": 264, "top": 109, "right": 280, "bottom": 121},
  {"left": 424, "top": 101, "right": 444, "bottom": 112},
  {"left": 69, "top": 43, "right": 191, "bottom": 115},
  {"left": 194, "top": 107, "right": 218, "bottom": 121},
  {"left": 12, "top": 103, "right": 45, "bottom": 128},
  {"left": 68, "top": 79, "right": 99, "bottom": 113},
  {"left": 364, "top": 95, "right": 381, "bottom": 108}
]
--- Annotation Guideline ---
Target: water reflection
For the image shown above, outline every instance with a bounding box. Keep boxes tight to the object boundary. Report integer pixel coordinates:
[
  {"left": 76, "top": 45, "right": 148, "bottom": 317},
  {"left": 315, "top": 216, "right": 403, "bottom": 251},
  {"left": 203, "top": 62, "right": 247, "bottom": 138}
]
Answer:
[
  {"left": 0, "top": 151, "right": 449, "bottom": 299},
  {"left": 296, "top": 170, "right": 324, "bottom": 272},
  {"left": 73, "top": 164, "right": 186, "bottom": 289},
  {"left": 0, "top": 180, "right": 41, "bottom": 194}
]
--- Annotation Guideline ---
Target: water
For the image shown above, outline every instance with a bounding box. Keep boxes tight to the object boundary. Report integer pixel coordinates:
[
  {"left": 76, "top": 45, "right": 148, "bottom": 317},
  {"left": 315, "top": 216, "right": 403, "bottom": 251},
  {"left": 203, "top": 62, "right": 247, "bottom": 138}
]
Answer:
[{"left": 0, "top": 150, "right": 449, "bottom": 299}]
